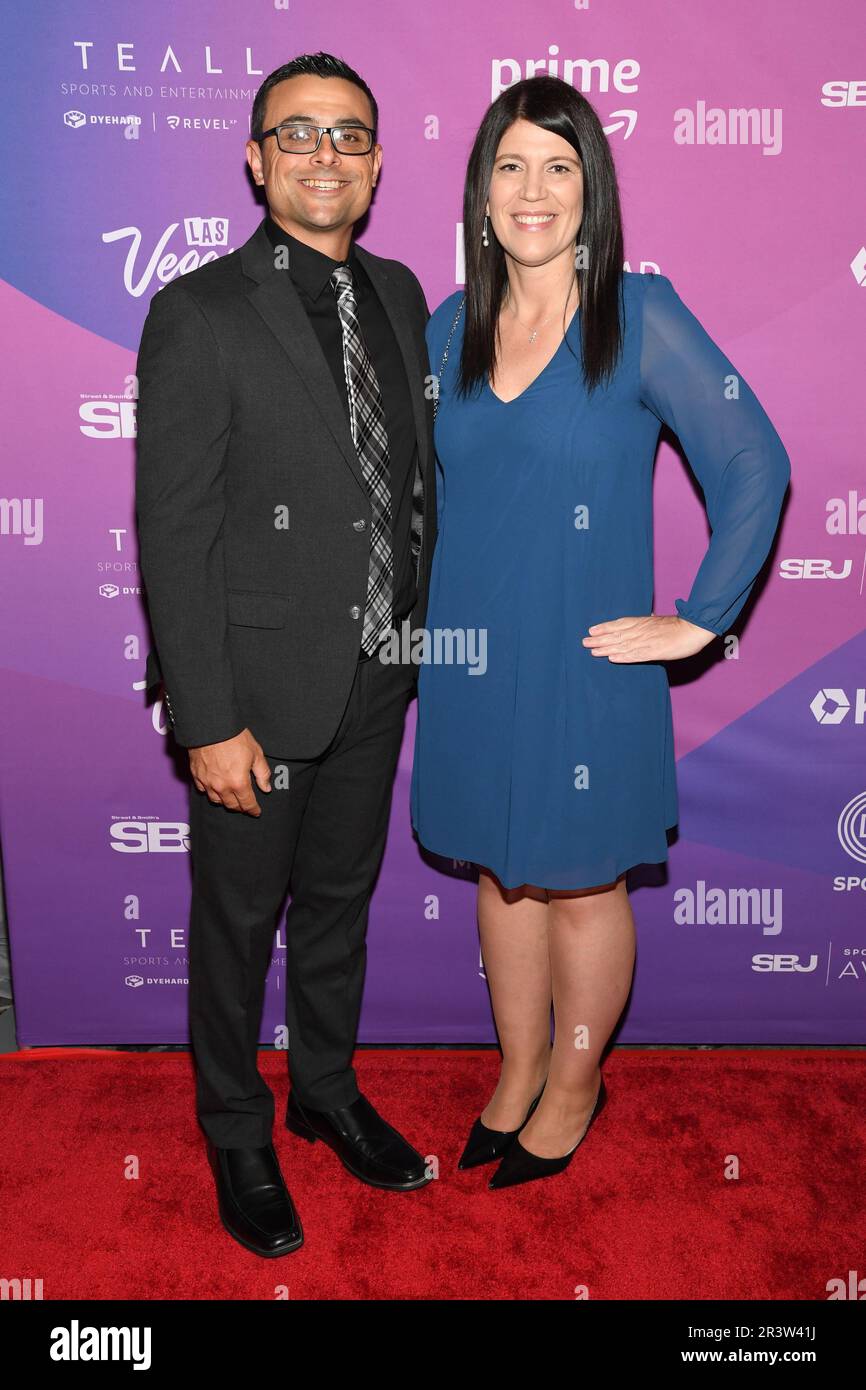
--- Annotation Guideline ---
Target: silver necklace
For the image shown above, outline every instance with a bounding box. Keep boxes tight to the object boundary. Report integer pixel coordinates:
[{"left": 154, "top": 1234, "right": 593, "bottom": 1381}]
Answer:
[{"left": 505, "top": 285, "right": 577, "bottom": 344}]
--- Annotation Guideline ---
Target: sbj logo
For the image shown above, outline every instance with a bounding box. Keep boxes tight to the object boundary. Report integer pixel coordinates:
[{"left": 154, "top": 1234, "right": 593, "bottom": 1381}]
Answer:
[
  {"left": 821, "top": 81, "right": 866, "bottom": 107},
  {"left": 102, "top": 218, "right": 231, "bottom": 296},
  {"left": 778, "top": 559, "right": 852, "bottom": 580},
  {"left": 751, "top": 954, "right": 819, "bottom": 973},
  {"left": 79, "top": 399, "right": 137, "bottom": 439},
  {"left": 109, "top": 821, "right": 191, "bottom": 852}
]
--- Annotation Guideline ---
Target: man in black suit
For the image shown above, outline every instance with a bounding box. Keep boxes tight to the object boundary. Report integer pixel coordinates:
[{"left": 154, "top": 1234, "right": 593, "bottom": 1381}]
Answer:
[{"left": 135, "top": 52, "right": 437, "bottom": 1258}]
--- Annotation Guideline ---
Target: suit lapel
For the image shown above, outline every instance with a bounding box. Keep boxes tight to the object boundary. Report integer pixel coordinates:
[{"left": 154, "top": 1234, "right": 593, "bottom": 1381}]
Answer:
[
  {"left": 241, "top": 225, "right": 365, "bottom": 493},
  {"left": 240, "top": 221, "right": 430, "bottom": 495},
  {"left": 354, "top": 243, "right": 431, "bottom": 484}
]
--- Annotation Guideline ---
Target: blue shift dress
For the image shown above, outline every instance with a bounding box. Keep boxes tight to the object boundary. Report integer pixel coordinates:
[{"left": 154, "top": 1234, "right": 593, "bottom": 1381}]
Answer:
[{"left": 409, "top": 271, "right": 790, "bottom": 890}]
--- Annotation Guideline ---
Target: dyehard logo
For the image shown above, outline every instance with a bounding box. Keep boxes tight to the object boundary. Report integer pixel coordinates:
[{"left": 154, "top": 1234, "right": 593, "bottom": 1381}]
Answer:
[
  {"left": 838, "top": 792, "right": 866, "bottom": 865},
  {"left": 811, "top": 689, "right": 866, "bottom": 724},
  {"left": 64, "top": 110, "right": 141, "bottom": 130},
  {"left": 98, "top": 582, "right": 140, "bottom": 599},
  {"left": 125, "top": 975, "right": 144, "bottom": 989},
  {"left": 102, "top": 218, "right": 231, "bottom": 297}
]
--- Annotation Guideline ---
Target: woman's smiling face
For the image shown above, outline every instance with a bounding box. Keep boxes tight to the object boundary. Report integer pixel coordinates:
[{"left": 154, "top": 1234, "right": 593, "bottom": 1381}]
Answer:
[{"left": 486, "top": 118, "right": 584, "bottom": 266}]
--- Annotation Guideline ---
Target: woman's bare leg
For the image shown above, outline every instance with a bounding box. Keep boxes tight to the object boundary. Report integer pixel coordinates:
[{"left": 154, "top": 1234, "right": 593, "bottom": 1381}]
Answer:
[
  {"left": 476, "top": 867, "right": 552, "bottom": 1130},
  {"left": 517, "top": 873, "right": 635, "bottom": 1158}
]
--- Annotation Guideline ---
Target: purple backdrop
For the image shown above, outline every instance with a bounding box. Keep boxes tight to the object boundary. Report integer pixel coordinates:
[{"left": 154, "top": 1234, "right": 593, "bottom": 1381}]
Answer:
[{"left": 1, "top": 1, "right": 864, "bottom": 1044}]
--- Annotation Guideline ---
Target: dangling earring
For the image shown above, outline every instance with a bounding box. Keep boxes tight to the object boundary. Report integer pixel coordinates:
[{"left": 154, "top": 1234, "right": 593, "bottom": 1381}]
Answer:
[{"left": 482, "top": 213, "right": 489, "bottom": 247}]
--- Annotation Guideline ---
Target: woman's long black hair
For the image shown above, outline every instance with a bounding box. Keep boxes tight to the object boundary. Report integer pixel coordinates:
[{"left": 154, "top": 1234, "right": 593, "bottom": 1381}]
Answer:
[{"left": 458, "top": 75, "right": 625, "bottom": 399}]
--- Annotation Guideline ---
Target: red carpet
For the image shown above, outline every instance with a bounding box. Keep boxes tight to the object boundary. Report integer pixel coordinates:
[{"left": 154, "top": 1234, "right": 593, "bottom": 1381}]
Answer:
[{"left": 1, "top": 1047, "right": 863, "bottom": 1300}]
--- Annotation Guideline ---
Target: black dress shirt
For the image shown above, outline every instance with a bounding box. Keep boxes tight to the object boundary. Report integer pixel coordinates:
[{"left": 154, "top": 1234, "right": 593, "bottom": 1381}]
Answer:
[{"left": 264, "top": 215, "right": 418, "bottom": 640}]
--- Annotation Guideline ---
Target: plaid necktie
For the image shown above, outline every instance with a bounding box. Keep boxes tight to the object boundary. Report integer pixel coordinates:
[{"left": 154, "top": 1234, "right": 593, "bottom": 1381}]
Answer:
[{"left": 330, "top": 263, "right": 393, "bottom": 656}]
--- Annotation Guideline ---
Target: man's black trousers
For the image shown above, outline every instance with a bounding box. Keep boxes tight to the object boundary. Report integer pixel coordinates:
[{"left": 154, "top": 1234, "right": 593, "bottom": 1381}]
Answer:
[{"left": 187, "top": 651, "right": 415, "bottom": 1148}]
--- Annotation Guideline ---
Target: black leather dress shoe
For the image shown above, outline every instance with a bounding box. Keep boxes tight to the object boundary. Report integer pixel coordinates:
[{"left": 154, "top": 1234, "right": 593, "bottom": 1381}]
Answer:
[
  {"left": 205, "top": 1139, "right": 303, "bottom": 1257},
  {"left": 285, "top": 1091, "right": 431, "bottom": 1191},
  {"left": 488, "top": 1075, "right": 608, "bottom": 1190},
  {"left": 457, "top": 1088, "right": 545, "bottom": 1170}
]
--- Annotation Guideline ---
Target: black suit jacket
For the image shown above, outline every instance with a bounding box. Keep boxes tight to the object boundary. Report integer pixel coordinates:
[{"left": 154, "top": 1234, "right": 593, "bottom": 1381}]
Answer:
[{"left": 135, "top": 217, "right": 436, "bottom": 758}]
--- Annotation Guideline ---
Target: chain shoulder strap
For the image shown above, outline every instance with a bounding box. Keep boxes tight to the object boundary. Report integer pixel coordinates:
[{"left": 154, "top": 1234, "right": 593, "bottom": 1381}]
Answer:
[{"left": 432, "top": 294, "right": 466, "bottom": 421}]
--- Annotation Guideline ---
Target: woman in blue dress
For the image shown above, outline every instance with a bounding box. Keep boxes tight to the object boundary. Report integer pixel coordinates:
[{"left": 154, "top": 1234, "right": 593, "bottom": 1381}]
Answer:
[{"left": 409, "top": 76, "right": 790, "bottom": 1189}]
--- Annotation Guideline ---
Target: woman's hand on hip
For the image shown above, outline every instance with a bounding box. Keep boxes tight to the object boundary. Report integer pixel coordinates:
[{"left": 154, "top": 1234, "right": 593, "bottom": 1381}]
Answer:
[{"left": 582, "top": 614, "right": 717, "bottom": 661}]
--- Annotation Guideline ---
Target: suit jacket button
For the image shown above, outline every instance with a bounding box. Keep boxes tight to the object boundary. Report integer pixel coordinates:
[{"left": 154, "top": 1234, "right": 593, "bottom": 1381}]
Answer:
[
  {"left": 353, "top": 518, "right": 367, "bottom": 531},
  {"left": 350, "top": 605, "right": 361, "bottom": 620}
]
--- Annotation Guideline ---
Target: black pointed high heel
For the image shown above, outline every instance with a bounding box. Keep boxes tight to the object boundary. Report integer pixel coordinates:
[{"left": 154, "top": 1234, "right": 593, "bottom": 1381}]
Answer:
[
  {"left": 457, "top": 1086, "right": 545, "bottom": 1170},
  {"left": 488, "top": 1075, "right": 607, "bottom": 1190}
]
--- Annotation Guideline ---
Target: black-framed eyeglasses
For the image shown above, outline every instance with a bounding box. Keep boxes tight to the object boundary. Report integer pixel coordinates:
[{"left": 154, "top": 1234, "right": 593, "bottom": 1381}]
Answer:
[{"left": 260, "top": 123, "right": 376, "bottom": 155}]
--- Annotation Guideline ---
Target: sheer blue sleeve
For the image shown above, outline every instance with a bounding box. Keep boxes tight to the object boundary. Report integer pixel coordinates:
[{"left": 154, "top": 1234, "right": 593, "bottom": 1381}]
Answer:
[{"left": 639, "top": 273, "right": 791, "bottom": 637}]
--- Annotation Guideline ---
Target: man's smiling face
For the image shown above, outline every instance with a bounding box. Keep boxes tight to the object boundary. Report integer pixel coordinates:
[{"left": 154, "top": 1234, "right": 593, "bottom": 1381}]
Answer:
[{"left": 246, "top": 73, "right": 382, "bottom": 249}]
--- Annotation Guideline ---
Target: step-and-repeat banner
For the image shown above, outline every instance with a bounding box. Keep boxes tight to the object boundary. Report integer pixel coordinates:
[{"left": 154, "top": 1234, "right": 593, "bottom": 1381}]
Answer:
[{"left": 1, "top": 1, "right": 864, "bottom": 1045}]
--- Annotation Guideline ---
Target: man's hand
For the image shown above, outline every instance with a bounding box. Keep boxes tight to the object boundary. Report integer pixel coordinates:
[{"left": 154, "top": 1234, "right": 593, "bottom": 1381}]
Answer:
[
  {"left": 189, "top": 728, "right": 272, "bottom": 815},
  {"left": 582, "top": 614, "right": 718, "bottom": 662}
]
